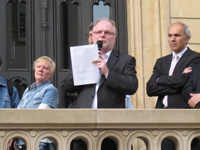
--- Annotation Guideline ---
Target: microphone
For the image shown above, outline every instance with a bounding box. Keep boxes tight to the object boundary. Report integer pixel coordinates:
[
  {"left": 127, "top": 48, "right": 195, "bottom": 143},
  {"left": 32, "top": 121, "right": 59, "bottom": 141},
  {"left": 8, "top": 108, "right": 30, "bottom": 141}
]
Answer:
[
  {"left": 97, "top": 41, "right": 103, "bottom": 74},
  {"left": 97, "top": 40, "right": 103, "bottom": 51}
]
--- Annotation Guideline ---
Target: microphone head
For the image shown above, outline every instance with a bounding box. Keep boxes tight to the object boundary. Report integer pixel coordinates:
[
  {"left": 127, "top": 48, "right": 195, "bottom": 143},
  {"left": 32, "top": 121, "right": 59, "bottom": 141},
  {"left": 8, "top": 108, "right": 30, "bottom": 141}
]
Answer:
[{"left": 97, "top": 41, "right": 103, "bottom": 50}]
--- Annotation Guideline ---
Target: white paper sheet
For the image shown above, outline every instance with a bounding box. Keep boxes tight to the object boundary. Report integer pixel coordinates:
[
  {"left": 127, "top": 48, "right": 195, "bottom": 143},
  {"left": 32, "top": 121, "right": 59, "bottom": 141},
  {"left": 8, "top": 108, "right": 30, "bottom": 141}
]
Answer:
[{"left": 70, "top": 44, "right": 101, "bottom": 86}]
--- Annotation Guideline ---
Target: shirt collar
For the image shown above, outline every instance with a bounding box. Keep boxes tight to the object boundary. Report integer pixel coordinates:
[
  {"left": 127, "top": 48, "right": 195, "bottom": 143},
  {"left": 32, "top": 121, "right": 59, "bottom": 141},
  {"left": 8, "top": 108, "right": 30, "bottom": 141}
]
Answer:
[
  {"left": 0, "top": 76, "right": 6, "bottom": 86},
  {"left": 29, "top": 79, "right": 50, "bottom": 90},
  {"left": 172, "top": 47, "right": 188, "bottom": 59},
  {"left": 102, "top": 50, "right": 112, "bottom": 62}
]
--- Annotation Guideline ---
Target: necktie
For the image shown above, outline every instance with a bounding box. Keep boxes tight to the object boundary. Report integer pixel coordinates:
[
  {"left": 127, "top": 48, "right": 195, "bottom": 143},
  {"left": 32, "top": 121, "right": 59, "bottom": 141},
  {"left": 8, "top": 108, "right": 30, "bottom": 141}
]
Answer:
[{"left": 162, "top": 55, "right": 179, "bottom": 107}]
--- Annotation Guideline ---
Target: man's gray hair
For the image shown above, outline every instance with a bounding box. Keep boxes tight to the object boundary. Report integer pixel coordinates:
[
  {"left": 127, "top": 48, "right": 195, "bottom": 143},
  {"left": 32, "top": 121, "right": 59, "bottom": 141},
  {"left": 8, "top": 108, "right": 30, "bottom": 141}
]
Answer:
[
  {"left": 169, "top": 22, "right": 191, "bottom": 39},
  {"left": 93, "top": 18, "right": 117, "bottom": 35}
]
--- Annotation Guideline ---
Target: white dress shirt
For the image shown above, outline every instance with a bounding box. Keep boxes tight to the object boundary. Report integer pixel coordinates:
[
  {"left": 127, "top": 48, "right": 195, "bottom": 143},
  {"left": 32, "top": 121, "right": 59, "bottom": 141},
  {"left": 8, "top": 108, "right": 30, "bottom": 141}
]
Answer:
[{"left": 91, "top": 50, "right": 112, "bottom": 109}]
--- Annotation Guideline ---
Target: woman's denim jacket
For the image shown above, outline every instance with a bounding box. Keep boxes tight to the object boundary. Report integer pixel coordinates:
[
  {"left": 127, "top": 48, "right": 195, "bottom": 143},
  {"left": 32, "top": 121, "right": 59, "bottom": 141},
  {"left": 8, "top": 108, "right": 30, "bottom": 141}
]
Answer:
[{"left": 17, "top": 79, "right": 59, "bottom": 109}]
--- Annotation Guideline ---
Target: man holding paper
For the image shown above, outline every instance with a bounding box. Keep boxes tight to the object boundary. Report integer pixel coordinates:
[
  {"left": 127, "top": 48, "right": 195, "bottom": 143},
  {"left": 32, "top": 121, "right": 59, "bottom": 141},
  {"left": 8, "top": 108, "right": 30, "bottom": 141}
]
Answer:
[{"left": 65, "top": 18, "right": 138, "bottom": 109}]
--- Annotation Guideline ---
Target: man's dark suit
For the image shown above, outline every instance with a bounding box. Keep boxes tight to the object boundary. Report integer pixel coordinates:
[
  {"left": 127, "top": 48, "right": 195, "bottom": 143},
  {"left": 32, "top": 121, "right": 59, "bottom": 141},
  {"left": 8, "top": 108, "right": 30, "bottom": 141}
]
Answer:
[
  {"left": 65, "top": 49, "right": 138, "bottom": 108},
  {"left": 146, "top": 48, "right": 200, "bottom": 108},
  {"left": 181, "top": 63, "right": 200, "bottom": 150},
  {"left": 182, "top": 62, "right": 200, "bottom": 101}
]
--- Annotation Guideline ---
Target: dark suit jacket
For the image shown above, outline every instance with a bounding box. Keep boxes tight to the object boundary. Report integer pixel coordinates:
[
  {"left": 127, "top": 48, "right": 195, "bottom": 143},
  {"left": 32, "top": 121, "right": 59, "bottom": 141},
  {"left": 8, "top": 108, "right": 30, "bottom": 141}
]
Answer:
[
  {"left": 146, "top": 48, "right": 200, "bottom": 108},
  {"left": 182, "top": 62, "right": 200, "bottom": 102},
  {"left": 65, "top": 50, "right": 138, "bottom": 108}
]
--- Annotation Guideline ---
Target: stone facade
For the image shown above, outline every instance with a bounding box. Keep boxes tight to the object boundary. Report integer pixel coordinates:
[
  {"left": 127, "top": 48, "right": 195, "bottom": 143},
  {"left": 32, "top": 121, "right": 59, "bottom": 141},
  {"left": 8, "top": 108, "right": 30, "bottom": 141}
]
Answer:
[{"left": 126, "top": 0, "right": 200, "bottom": 109}]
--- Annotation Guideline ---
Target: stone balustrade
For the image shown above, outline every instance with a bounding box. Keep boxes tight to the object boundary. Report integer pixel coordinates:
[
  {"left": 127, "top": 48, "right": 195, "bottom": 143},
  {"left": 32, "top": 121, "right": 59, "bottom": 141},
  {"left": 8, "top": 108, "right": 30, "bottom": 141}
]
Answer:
[{"left": 0, "top": 109, "right": 199, "bottom": 150}]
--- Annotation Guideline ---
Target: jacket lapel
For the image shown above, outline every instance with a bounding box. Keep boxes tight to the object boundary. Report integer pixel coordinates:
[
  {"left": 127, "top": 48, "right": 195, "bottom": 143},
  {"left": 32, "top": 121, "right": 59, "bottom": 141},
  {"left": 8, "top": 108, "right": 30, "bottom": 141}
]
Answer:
[
  {"left": 165, "top": 55, "right": 172, "bottom": 74},
  {"left": 107, "top": 50, "right": 119, "bottom": 70},
  {"left": 173, "top": 48, "right": 191, "bottom": 74}
]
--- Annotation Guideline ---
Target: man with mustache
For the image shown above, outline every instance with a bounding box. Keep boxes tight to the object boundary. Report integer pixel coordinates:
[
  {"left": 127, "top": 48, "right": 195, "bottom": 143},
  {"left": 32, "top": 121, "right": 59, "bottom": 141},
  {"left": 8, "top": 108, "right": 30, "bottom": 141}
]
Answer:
[
  {"left": 65, "top": 18, "right": 138, "bottom": 150},
  {"left": 65, "top": 18, "right": 138, "bottom": 109}
]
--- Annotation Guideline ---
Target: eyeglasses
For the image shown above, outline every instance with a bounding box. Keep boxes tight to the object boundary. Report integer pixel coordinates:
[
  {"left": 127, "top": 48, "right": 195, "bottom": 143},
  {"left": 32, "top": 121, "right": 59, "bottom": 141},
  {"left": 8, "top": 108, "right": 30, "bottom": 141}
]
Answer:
[
  {"left": 93, "top": 31, "right": 116, "bottom": 36},
  {"left": 86, "top": 33, "right": 92, "bottom": 37}
]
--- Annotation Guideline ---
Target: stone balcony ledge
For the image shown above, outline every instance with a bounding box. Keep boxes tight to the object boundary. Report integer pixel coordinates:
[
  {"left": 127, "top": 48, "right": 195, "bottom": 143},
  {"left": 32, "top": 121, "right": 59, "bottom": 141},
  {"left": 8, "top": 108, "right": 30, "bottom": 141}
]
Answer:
[{"left": 0, "top": 109, "right": 199, "bottom": 150}]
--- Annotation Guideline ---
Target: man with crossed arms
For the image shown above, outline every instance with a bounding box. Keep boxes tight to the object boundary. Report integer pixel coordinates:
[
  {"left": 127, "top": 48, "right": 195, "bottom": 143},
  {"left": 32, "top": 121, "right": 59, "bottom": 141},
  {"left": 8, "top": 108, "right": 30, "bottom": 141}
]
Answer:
[{"left": 147, "top": 22, "right": 200, "bottom": 150}]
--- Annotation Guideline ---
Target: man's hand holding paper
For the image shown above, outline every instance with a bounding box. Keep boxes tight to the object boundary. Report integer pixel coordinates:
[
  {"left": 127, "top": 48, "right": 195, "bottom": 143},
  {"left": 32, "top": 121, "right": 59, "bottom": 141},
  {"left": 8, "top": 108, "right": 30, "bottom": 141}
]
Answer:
[{"left": 70, "top": 44, "right": 101, "bottom": 86}]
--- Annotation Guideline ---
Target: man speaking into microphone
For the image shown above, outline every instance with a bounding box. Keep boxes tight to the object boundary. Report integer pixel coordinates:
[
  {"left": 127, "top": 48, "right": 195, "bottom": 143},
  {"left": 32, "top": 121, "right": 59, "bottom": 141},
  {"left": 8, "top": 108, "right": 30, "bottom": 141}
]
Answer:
[{"left": 65, "top": 18, "right": 138, "bottom": 109}]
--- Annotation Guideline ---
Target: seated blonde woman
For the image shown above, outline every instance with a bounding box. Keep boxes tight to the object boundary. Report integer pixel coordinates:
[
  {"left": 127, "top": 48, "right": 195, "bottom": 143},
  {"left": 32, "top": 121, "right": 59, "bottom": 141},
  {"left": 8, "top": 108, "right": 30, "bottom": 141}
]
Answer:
[{"left": 17, "top": 56, "right": 59, "bottom": 150}]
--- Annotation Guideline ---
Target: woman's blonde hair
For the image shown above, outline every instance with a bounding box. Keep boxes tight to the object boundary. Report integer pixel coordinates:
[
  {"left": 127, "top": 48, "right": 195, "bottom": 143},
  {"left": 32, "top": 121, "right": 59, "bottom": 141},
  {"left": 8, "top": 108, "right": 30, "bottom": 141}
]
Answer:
[{"left": 33, "top": 56, "right": 56, "bottom": 74}]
